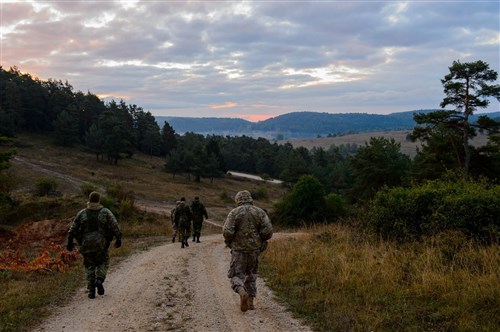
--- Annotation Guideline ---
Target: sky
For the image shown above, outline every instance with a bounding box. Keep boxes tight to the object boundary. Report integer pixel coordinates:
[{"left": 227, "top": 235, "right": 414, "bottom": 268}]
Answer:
[{"left": 1, "top": 1, "right": 499, "bottom": 122}]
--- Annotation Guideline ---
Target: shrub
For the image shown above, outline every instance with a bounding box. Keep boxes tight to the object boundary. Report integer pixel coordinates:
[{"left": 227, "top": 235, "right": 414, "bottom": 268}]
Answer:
[
  {"left": 367, "top": 178, "right": 500, "bottom": 243},
  {"left": 80, "top": 182, "right": 98, "bottom": 198},
  {"left": 324, "top": 193, "right": 347, "bottom": 220},
  {"left": 272, "top": 175, "right": 327, "bottom": 226},
  {"left": 105, "top": 181, "right": 133, "bottom": 201},
  {"left": 250, "top": 186, "right": 268, "bottom": 200},
  {"left": 34, "top": 177, "right": 58, "bottom": 196}
]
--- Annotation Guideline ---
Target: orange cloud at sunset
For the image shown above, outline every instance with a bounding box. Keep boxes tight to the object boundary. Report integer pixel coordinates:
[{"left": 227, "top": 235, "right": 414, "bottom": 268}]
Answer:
[{"left": 210, "top": 102, "right": 237, "bottom": 109}]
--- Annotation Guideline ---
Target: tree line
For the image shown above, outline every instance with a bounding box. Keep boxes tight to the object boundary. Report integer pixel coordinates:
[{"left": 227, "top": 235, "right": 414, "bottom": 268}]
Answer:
[{"left": 1, "top": 60, "right": 499, "bottom": 208}]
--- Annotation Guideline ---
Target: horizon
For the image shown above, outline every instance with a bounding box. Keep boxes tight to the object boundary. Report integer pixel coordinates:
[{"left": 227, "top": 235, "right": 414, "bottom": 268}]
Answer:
[{"left": 3, "top": 1, "right": 499, "bottom": 120}]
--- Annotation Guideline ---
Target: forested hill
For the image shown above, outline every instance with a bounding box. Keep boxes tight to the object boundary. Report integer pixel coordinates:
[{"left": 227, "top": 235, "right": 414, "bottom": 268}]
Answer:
[{"left": 156, "top": 110, "right": 500, "bottom": 139}]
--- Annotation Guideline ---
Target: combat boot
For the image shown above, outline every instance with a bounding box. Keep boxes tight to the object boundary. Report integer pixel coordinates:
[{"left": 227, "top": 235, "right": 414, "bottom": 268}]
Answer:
[
  {"left": 192, "top": 236, "right": 196, "bottom": 242},
  {"left": 248, "top": 296, "right": 255, "bottom": 310},
  {"left": 95, "top": 277, "right": 105, "bottom": 295},
  {"left": 172, "top": 235, "right": 175, "bottom": 243},
  {"left": 88, "top": 289, "right": 96, "bottom": 299},
  {"left": 184, "top": 237, "right": 189, "bottom": 247},
  {"left": 181, "top": 241, "right": 185, "bottom": 248},
  {"left": 196, "top": 236, "right": 200, "bottom": 243},
  {"left": 237, "top": 287, "right": 249, "bottom": 312}
]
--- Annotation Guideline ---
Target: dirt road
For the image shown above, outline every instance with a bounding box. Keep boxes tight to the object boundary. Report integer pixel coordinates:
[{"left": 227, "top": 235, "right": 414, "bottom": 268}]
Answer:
[{"left": 33, "top": 234, "right": 312, "bottom": 332}]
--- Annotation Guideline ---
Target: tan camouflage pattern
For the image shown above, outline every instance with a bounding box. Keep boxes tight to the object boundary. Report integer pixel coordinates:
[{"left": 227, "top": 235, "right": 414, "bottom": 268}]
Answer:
[{"left": 223, "top": 191, "right": 272, "bottom": 251}]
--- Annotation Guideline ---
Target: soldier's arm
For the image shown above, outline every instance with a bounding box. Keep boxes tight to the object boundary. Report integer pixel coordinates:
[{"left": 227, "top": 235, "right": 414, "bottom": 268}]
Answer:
[
  {"left": 222, "top": 210, "right": 236, "bottom": 241},
  {"left": 68, "top": 210, "right": 84, "bottom": 238},
  {"left": 203, "top": 206, "right": 208, "bottom": 219},
  {"left": 104, "top": 208, "right": 122, "bottom": 240},
  {"left": 259, "top": 211, "right": 273, "bottom": 241}
]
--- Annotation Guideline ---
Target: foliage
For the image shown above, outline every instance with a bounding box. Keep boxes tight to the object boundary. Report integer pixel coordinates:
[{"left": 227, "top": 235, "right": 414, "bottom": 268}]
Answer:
[
  {"left": 323, "top": 192, "right": 347, "bottom": 220},
  {"left": 349, "top": 136, "right": 410, "bottom": 201},
  {"left": 250, "top": 186, "right": 268, "bottom": 201},
  {"left": 0, "top": 243, "right": 79, "bottom": 272},
  {"left": 366, "top": 177, "right": 500, "bottom": 243},
  {"left": 412, "top": 60, "right": 500, "bottom": 177},
  {"left": 34, "top": 177, "right": 58, "bottom": 196},
  {"left": 80, "top": 182, "right": 98, "bottom": 198},
  {"left": 272, "top": 175, "right": 328, "bottom": 226}
]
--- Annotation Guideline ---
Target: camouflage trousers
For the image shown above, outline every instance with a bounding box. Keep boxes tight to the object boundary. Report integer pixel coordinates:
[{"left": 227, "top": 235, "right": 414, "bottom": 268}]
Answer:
[
  {"left": 179, "top": 221, "right": 192, "bottom": 239},
  {"left": 83, "top": 251, "right": 109, "bottom": 291},
  {"left": 192, "top": 220, "right": 203, "bottom": 237},
  {"left": 227, "top": 250, "right": 260, "bottom": 297},
  {"left": 171, "top": 223, "right": 181, "bottom": 241}
]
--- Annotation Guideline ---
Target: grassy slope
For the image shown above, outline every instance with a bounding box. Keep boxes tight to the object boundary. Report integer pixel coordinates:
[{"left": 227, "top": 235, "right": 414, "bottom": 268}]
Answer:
[
  {"left": 1, "top": 133, "right": 286, "bottom": 332},
  {"left": 2, "top": 133, "right": 498, "bottom": 332},
  {"left": 280, "top": 130, "right": 489, "bottom": 157}
]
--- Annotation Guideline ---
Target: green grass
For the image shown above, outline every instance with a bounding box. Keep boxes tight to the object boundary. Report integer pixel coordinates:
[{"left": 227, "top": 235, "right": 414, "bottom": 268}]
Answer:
[{"left": 260, "top": 224, "right": 500, "bottom": 331}]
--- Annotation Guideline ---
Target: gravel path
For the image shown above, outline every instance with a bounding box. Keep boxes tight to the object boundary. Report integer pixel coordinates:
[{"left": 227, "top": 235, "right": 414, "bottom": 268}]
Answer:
[{"left": 33, "top": 234, "right": 312, "bottom": 332}]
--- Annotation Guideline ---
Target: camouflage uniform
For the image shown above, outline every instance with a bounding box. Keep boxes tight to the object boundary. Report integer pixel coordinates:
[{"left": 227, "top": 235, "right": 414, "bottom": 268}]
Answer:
[
  {"left": 223, "top": 190, "right": 273, "bottom": 312},
  {"left": 174, "top": 198, "right": 193, "bottom": 248},
  {"left": 67, "top": 193, "right": 121, "bottom": 298},
  {"left": 170, "top": 201, "right": 181, "bottom": 243},
  {"left": 190, "top": 197, "right": 208, "bottom": 242}
]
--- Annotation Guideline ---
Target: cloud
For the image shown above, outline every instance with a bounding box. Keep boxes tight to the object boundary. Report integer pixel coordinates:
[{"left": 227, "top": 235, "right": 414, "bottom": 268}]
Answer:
[
  {"left": 2, "top": 1, "right": 499, "bottom": 119},
  {"left": 210, "top": 102, "right": 237, "bottom": 109}
]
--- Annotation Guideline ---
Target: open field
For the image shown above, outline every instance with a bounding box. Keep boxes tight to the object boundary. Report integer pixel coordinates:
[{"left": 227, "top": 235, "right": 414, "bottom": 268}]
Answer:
[{"left": 280, "top": 130, "right": 490, "bottom": 157}]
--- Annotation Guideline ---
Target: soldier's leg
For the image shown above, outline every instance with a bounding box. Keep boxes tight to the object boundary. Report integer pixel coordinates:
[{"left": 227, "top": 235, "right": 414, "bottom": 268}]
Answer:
[
  {"left": 83, "top": 253, "right": 97, "bottom": 298},
  {"left": 229, "top": 251, "right": 250, "bottom": 311},
  {"left": 95, "top": 251, "right": 109, "bottom": 295},
  {"left": 244, "top": 251, "right": 259, "bottom": 309}
]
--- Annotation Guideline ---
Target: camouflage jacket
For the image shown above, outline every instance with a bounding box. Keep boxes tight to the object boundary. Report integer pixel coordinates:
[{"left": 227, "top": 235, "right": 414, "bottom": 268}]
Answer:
[
  {"left": 190, "top": 201, "right": 208, "bottom": 223},
  {"left": 223, "top": 203, "right": 273, "bottom": 251},
  {"left": 68, "top": 203, "right": 121, "bottom": 254},
  {"left": 174, "top": 202, "right": 192, "bottom": 227}
]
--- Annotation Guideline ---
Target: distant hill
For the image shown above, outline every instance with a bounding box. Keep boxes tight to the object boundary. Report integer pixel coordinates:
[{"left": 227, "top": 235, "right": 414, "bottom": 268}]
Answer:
[{"left": 156, "top": 110, "right": 500, "bottom": 139}]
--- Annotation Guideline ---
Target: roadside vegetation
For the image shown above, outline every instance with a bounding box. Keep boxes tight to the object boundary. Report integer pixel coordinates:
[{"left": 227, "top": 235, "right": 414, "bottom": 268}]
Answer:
[{"left": 1, "top": 59, "right": 499, "bottom": 331}]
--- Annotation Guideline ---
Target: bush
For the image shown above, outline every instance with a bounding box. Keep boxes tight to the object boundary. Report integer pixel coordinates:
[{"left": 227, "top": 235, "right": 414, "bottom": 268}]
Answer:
[
  {"left": 272, "top": 175, "right": 327, "bottom": 226},
  {"left": 34, "top": 177, "right": 58, "bottom": 196},
  {"left": 366, "top": 178, "right": 500, "bottom": 243},
  {"left": 324, "top": 193, "right": 347, "bottom": 220},
  {"left": 250, "top": 186, "right": 268, "bottom": 200},
  {"left": 80, "top": 182, "right": 98, "bottom": 198},
  {"left": 105, "top": 181, "right": 133, "bottom": 201}
]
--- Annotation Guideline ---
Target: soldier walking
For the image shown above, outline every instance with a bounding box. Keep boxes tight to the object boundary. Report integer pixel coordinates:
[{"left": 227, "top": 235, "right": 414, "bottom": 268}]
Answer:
[
  {"left": 67, "top": 192, "right": 122, "bottom": 299},
  {"left": 223, "top": 190, "right": 273, "bottom": 312},
  {"left": 174, "top": 197, "right": 193, "bottom": 248},
  {"left": 190, "top": 196, "right": 208, "bottom": 243},
  {"left": 170, "top": 200, "right": 180, "bottom": 243}
]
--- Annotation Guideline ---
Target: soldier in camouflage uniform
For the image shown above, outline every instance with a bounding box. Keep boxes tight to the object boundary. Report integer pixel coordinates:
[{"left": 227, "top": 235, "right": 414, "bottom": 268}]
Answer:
[
  {"left": 174, "top": 197, "right": 193, "bottom": 248},
  {"left": 190, "top": 196, "right": 208, "bottom": 243},
  {"left": 170, "top": 201, "right": 180, "bottom": 243},
  {"left": 67, "top": 192, "right": 122, "bottom": 299},
  {"left": 223, "top": 190, "right": 273, "bottom": 312}
]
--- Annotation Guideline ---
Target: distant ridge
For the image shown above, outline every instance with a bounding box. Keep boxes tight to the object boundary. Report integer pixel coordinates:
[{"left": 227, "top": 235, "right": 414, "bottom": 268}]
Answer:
[{"left": 156, "top": 110, "right": 500, "bottom": 139}]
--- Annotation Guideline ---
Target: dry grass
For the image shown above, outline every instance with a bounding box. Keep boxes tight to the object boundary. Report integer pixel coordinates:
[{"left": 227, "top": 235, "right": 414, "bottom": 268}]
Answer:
[
  {"left": 280, "top": 130, "right": 489, "bottom": 157},
  {"left": 1, "top": 133, "right": 287, "bottom": 331},
  {"left": 260, "top": 224, "right": 500, "bottom": 331}
]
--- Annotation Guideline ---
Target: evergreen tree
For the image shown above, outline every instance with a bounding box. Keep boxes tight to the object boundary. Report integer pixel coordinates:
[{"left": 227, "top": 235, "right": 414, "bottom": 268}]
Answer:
[
  {"left": 349, "top": 137, "right": 410, "bottom": 201},
  {"left": 53, "top": 109, "right": 80, "bottom": 146},
  {"left": 160, "top": 121, "right": 177, "bottom": 157},
  {"left": 412, "top": 60, "right": 500, "bottom": 176}
]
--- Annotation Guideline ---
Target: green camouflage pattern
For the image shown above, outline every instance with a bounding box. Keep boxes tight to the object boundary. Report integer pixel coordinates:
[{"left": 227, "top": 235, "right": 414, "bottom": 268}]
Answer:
[
  {"left": 83, "top": 251, "right": 109, "bottom": 291},
  {"left": 174, "top": 202, "right": 192, "bottom": 238},
  {"left": 68, "top": 202, "right": 121, "bottom": 293},
  {"left": 190, "top": 199, "right": 208, "bottom": 237}
]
